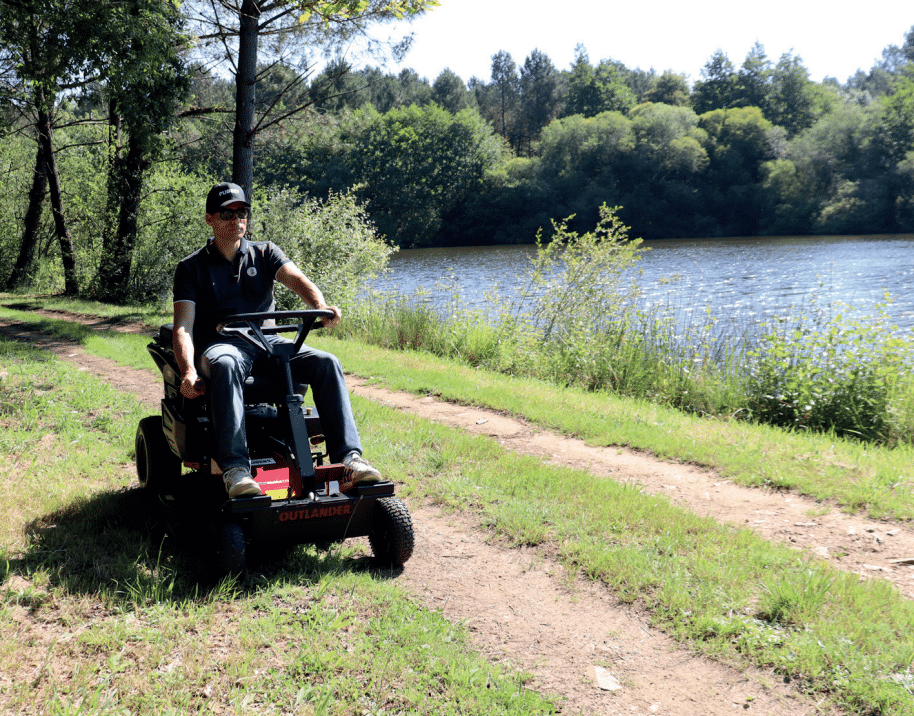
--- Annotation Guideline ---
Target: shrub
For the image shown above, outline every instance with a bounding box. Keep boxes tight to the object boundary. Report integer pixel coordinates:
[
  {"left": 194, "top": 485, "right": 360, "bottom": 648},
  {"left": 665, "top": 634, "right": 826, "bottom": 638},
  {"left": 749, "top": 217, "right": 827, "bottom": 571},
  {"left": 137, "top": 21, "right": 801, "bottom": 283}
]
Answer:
[
  {"left": 253, "top": 187, "right": 396, "bottom": 311},
  {"left": 744, "top": 295, "right": 914, "bottom": 443}
]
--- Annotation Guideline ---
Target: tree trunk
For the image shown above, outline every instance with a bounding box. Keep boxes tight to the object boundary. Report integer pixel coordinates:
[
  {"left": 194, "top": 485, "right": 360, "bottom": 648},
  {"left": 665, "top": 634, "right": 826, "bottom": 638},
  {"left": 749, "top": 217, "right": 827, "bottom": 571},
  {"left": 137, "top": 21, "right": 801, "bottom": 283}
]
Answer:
[
  {"left": 97, "top": 132, "right": 148, "bottom": 303},
  {"left": 101, "top": 102, "right": 123, "bottom": 263},
  {"left": 4, "top": 140, "right": 47, "bottom": 289},
  {"left": 232, "top": 0, "right": 261, "bottom": 203},
  {"left": 36, "top": 97, "right": 78, "bottom": 295}
]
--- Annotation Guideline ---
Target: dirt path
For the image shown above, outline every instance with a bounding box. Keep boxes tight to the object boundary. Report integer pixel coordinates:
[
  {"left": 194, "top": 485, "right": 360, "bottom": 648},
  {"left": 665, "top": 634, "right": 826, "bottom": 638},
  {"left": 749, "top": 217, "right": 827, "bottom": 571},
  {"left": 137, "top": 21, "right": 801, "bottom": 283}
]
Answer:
[
  {"left": 350, "top": 378, "right": 914, "bottom": 602},
  {"left": 3, "top": 312, "right": 890, "bottom": 715}
]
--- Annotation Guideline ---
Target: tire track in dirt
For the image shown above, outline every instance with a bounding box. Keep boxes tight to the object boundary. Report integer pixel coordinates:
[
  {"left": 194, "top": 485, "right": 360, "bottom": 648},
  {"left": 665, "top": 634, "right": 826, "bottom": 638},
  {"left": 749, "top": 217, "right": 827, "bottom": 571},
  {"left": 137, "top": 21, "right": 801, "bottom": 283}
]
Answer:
[
  {"left": 0, "top": 315, "right": 850, "bottom": 715},
  {"left": 349, "top": 378, "right": 914, "bottom": 602}
]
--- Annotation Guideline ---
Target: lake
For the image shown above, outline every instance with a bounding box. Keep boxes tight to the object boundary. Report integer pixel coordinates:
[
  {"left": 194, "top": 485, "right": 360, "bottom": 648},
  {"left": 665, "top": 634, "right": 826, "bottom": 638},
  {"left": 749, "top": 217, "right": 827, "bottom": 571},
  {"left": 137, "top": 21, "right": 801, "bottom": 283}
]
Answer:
[{"left": 372, "top": 234, "right": 914, "bottom": 335}]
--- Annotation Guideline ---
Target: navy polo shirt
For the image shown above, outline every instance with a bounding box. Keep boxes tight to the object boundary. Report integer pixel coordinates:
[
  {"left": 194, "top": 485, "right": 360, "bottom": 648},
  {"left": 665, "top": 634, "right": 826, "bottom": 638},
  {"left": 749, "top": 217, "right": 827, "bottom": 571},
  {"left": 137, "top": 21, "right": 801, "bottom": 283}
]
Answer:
[{"left": 173, "top": 237, "right": 292, "bottom": 350}]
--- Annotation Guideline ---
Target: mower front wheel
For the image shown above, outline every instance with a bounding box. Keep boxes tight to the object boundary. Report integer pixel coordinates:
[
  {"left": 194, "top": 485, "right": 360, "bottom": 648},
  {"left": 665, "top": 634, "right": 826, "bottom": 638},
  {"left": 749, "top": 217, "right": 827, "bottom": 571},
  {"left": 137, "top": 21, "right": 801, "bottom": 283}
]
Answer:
[{"left": 369, "top": 497, "right": 414, "bottom": 566}]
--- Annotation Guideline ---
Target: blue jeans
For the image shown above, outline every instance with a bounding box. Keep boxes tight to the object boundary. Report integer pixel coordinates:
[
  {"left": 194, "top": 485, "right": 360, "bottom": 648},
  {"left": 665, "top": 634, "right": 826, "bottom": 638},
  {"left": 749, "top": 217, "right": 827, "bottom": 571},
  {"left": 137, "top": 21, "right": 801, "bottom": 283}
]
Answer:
[{"left": 199, "top": 336, "right": 362, "bottom": 470}]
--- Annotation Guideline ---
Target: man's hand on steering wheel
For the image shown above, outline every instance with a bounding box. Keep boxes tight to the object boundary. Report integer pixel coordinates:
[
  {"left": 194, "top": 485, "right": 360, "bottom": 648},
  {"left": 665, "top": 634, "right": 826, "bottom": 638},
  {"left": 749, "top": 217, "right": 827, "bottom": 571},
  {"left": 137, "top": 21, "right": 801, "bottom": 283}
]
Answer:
[
  {"left": 180, "top": 371, "right": 206, "bottom": 399},
  {"left": 318, "top": 304, "right": 342, "bottom": 329}
]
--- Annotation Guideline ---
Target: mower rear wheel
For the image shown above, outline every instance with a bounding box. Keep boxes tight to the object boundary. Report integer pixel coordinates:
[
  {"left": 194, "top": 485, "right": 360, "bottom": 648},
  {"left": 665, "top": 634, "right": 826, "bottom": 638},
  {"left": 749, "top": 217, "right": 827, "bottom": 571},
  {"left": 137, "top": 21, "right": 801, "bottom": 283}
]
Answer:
[
  {"left": 135, "top": 416, "right": 182, "bottom": 495},
  {"left": 215, "top": 521, "right": 247, "bottom": 577},
  {"left": 368, "top": 497, "right": 414, "bottom": 566}
]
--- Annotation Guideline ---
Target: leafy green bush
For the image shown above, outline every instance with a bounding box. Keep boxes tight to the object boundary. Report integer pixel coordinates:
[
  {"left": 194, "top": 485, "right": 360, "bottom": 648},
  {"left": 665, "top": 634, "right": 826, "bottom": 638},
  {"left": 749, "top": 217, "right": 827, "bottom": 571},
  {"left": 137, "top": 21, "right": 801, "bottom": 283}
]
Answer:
[
  {"left": 254, "top": 187, "right": 396, "bottom": 310},
  {"left": 744, "top": 296, "right": 914, "bottom": 443}
]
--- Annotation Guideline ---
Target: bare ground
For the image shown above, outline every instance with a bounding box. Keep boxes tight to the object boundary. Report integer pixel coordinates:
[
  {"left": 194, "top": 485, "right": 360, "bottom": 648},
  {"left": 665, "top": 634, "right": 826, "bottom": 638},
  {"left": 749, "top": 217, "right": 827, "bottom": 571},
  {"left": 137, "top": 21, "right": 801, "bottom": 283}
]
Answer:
[{"left": 7, "top": 310, "right": 912, "bottom": 715}]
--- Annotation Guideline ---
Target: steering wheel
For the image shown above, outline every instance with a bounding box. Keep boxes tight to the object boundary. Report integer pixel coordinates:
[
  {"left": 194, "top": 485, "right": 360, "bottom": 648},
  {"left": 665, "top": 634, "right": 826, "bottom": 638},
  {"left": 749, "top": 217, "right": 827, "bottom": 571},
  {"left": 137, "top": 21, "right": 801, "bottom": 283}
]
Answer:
[{"left": 217, "top": 309, "right": 336, "bottom": 356}]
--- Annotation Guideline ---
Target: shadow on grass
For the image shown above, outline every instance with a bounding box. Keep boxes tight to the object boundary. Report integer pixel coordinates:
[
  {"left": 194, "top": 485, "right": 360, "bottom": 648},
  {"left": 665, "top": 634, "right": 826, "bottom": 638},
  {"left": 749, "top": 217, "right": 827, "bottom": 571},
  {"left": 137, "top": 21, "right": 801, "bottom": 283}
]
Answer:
[
  {"left": 3, "top": 486, "right": 401, "bottom": 607},
  {"left": 2, "top": 301, "right": 44, "bottom": 312}
]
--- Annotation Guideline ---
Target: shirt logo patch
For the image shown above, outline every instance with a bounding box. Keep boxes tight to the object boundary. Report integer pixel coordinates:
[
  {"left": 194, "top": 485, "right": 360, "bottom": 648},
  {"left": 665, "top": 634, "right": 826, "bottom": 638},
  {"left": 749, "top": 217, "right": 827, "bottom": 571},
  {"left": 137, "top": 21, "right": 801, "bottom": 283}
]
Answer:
[{"left": 247, "top": 267, "right": 258, "bottom": 277}]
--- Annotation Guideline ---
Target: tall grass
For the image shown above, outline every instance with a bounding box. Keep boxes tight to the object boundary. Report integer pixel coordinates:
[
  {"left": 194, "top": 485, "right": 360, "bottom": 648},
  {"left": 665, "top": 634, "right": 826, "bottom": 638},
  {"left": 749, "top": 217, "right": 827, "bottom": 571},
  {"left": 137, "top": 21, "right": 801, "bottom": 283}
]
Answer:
[{"left": 338, "top": 207, "right": 914, "bottom": 446}]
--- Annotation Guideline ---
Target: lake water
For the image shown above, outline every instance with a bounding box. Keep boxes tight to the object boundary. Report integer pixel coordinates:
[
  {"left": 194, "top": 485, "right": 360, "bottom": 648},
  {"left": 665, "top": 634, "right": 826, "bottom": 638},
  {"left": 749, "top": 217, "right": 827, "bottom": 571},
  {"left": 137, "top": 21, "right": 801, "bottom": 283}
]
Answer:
[{"left": 372, "top": 234, "right": 914, "bottom": 335}]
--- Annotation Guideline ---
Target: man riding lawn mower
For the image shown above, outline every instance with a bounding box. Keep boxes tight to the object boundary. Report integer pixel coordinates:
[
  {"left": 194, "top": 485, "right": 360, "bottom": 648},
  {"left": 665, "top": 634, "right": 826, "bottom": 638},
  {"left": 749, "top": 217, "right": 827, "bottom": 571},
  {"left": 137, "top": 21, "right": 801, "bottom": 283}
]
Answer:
[{"left": 135, "top": 182, "right": 413, "bottom": 574}]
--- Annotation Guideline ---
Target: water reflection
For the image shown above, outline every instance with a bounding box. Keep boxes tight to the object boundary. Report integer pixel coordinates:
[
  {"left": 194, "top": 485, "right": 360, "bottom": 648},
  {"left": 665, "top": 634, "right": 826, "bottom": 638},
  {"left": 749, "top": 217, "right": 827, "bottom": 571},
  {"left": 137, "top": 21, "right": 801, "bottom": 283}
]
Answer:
[{"left": 371, "top": 235, "right": 914, "bottom": 334}]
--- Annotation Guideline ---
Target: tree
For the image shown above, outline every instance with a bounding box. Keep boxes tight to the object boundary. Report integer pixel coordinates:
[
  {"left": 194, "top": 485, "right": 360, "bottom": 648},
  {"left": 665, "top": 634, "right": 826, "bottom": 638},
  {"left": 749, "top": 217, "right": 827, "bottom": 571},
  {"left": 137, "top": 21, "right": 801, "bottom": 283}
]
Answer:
[
  {"left": 518, "top": 49, "right": 561, "bottom": 154},
  {"left": 625, "top": 103, "right": 709, "bottom": 237},
  {"left": 618, "top": 66, "right": 657, "bottom": 104},
  {"left": 351, "top": 103, "right": 504, "bottom": 246},
  {"left": 593, "top": 59, "right": 636, "bottom": 114},
  {"left": 533, "top": 110, "right": 635, "bottom": 228},
  {"left": 188, "top": 0, "right": 438, "bottom": 202},
  {"left": 564, "top": 45, "right": 602, "bottom": 118},
  {"left": 644, "top": 71, "right": 689, "bottom": 106},
  {"left": 310, "top": 58, "right": 376, "bottom": 111},
  {"left": 0, "top": 0, "right": 99, "bottom": 293},
  {"left": 881, "top": 67, "right": 914, "bottom": 163},
  {"left": 699, "top": 106, "right": 773, "bottom": 233},
  {"left": 737, "top": 41, "right": 772, "bottom": 113},
  {"left": 563, "top": 46, "right": 635, "bottom": 118},
  {"left": 691, "top": 49, "right": 739, "bottom": 114},
  {"left": 489, "top": 50, "right": 520, "bottom": 147},
  {"left": 93, "top": 0, "right": 191, "bottom": 302},
  {"left": 768, "top": 51, "right": 815, "bottom": 136},
  {"left": 432, "top": 68, "right": 472, "bottom": 113}
]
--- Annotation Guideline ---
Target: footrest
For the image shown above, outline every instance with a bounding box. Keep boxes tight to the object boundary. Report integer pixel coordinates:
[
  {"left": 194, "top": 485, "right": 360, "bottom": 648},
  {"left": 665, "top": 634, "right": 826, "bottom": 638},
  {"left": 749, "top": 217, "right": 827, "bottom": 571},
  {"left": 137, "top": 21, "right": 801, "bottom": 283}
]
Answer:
[
  {"left": 353, "top": 481, "right": 396, "bottom": 497},
  {"left": 227, "top": 494, "right": 272, "bottom": 512}
]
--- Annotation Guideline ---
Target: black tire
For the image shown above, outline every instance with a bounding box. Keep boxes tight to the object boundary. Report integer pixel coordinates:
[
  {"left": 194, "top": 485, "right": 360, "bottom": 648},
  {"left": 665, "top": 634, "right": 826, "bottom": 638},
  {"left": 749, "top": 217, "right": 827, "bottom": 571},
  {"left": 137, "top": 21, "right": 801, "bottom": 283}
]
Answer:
[
  {"left": 368, "top": 497, "right": 414, "bottom": 566},
  {"left": 215, "top": 521, "right": 247, "bottom": 577},
  {"left": 135, "top": 415, "right": 182, "bottom": 495}
]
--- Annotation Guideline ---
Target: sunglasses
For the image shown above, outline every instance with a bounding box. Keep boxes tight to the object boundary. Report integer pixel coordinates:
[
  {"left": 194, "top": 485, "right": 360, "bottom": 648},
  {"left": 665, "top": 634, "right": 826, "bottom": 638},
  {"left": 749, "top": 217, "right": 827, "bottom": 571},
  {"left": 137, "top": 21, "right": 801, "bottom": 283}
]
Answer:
[{"left": 218, "top": 208, "right": 250, "bottom": 220}]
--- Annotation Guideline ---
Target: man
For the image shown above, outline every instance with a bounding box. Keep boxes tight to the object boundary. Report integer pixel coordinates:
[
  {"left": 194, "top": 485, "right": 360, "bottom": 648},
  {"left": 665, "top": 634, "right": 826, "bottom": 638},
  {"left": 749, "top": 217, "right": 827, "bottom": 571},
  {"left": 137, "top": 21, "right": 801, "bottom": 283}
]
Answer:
[{"left": 172, "top": 181, "right": 382, "bottom": 498}]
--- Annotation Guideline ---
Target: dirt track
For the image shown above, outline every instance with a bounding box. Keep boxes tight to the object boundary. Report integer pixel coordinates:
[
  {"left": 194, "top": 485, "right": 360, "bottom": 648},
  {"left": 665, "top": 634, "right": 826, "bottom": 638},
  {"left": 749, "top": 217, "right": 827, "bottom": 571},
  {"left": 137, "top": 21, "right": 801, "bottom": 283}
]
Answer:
[{"left": 8, "top": 310, "right": 909, "bottom": 715}]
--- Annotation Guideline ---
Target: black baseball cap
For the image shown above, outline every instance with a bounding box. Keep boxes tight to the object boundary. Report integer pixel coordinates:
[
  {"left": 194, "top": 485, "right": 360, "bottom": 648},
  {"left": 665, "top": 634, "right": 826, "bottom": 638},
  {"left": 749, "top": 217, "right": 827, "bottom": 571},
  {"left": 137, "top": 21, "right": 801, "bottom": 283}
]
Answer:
[{"left": 205, "top": 182, "right": 251, "bottom": 214}]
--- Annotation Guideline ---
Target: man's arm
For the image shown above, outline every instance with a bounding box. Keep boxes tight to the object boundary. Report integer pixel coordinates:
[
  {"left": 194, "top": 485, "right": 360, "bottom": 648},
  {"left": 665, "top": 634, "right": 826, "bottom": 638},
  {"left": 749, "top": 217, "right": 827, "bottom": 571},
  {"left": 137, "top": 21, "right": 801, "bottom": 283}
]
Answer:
[
  {"left": 275, "top": 263, "right": 342, "bottom": 328},
  {"left": 173, "top": 300, "right": 206, "bottom": 399}
]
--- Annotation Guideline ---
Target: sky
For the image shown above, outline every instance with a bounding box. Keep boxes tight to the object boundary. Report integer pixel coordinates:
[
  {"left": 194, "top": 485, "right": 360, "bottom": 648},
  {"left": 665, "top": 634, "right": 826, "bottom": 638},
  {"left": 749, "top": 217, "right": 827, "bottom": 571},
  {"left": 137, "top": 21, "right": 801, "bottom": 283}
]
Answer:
[{"left": 374, "top": 0, "right": 913, "bottom": 86}]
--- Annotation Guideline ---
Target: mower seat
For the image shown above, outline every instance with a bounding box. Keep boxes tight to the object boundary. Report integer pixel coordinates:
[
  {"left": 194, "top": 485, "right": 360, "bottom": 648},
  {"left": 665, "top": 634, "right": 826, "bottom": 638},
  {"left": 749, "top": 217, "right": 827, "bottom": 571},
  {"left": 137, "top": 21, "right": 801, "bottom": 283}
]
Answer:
[{"left": 243, "top": 372, "right": 309, "bottom": 405}]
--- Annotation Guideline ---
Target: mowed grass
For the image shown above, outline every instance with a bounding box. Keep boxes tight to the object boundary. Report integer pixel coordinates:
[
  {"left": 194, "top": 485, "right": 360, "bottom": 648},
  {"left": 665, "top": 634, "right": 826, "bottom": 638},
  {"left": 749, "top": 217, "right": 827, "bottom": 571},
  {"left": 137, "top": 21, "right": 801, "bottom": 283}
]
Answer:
[
  {"left": 2, "top": 304, "right": 914, "bottom": 713},
  {"left": 0, "top": 336, "right": 554, "bottom": 715}
]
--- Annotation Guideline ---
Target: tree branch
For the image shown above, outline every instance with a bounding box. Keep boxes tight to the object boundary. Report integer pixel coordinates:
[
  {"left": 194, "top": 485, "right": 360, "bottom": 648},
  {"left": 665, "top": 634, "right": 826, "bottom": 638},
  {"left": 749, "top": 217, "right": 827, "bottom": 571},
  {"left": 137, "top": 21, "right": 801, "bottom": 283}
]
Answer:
[{"left": 177, "top": 105, "right": 235, "bottom": 117}]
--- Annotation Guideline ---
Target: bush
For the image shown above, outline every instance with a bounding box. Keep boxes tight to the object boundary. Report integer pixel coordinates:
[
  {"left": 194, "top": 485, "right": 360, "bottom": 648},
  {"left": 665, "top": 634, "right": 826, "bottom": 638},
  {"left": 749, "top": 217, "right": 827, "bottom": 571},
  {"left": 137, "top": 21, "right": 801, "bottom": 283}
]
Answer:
[
  {"left": 253, "top": 187, "right": 396, "bottom": 310},
  {"left": 744, "top": 295, "right": 914, "bottom": 443}
]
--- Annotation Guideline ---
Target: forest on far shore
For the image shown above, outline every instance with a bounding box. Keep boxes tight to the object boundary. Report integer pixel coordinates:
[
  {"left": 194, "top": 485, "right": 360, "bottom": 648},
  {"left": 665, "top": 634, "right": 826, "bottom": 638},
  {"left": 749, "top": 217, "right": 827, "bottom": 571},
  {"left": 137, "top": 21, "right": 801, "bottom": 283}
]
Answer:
[
  {"left": 199, "top": 31, "right": 914, "bottom": 247},
  {"left": 2, "top": 5, "right": 914, "bottom": 302}
]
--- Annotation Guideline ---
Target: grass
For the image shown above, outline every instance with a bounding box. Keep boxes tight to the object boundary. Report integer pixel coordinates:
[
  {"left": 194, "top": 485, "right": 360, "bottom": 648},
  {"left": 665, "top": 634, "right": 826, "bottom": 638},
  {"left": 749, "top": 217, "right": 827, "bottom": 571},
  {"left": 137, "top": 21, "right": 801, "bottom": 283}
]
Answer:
[
  {"left": 0, "top": 333, "right": 555, "bottom": 715},
  {"left": 2, "top": 300, "right": 914, "bottom": 713},
  {"left": 2, "top": 300, "right": 912, "bottom": 520}
]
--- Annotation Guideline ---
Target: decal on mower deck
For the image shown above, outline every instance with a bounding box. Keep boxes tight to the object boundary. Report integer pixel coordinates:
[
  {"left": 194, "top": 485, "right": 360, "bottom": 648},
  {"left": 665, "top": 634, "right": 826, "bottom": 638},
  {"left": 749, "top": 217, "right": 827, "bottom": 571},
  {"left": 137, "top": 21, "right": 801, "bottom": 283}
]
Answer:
[{"left": 276, "top": 503, "right": 353, "bottom": 522}]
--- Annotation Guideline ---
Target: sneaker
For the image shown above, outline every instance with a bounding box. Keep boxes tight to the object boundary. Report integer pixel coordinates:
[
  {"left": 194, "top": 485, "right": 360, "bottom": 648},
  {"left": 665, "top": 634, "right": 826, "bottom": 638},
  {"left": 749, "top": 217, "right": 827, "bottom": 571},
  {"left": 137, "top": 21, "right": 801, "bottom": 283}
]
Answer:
[
  {"left": 223, "top": 467, "right": 261, "bottom": 498},
  {"left": 342, "top": 452, "right": 383, "bottom": 486}
]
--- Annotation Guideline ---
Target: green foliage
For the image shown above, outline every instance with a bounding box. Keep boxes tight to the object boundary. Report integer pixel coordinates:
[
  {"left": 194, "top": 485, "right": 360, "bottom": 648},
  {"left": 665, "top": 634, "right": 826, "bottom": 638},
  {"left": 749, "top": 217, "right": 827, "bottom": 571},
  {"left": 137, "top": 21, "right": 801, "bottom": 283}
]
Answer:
[
  {"left": 744, "top": 295, "right": 914, "bottom": 443},
  {"left": 691, "top": 49, "right": 740, "bottom": 114},
  {"left": 698, "top": 106, "right": 774, "bottom": 234},
  {"left": 431, "top": 67, "right": 473, "bottom": 113},
  {"left": 506, "top": 204, "right": 643, "bottom": 345},
  {"left": 644, "top": 71, "right": 690, "bottom": 106},
  {"left": 768, "top": 51, "right": 817, "bottom": 136},
  {"left": 351, "top": 103, "right": 506, "bottom": 246},
  {"left": 563, "top": 46, "right": 636, "bottom": 118},
  {"left": 253, "top": 187, "right": 395, "bottom": 309},
  {"left": 0, "top": 132, "right": 38, "bottom": 281}
]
